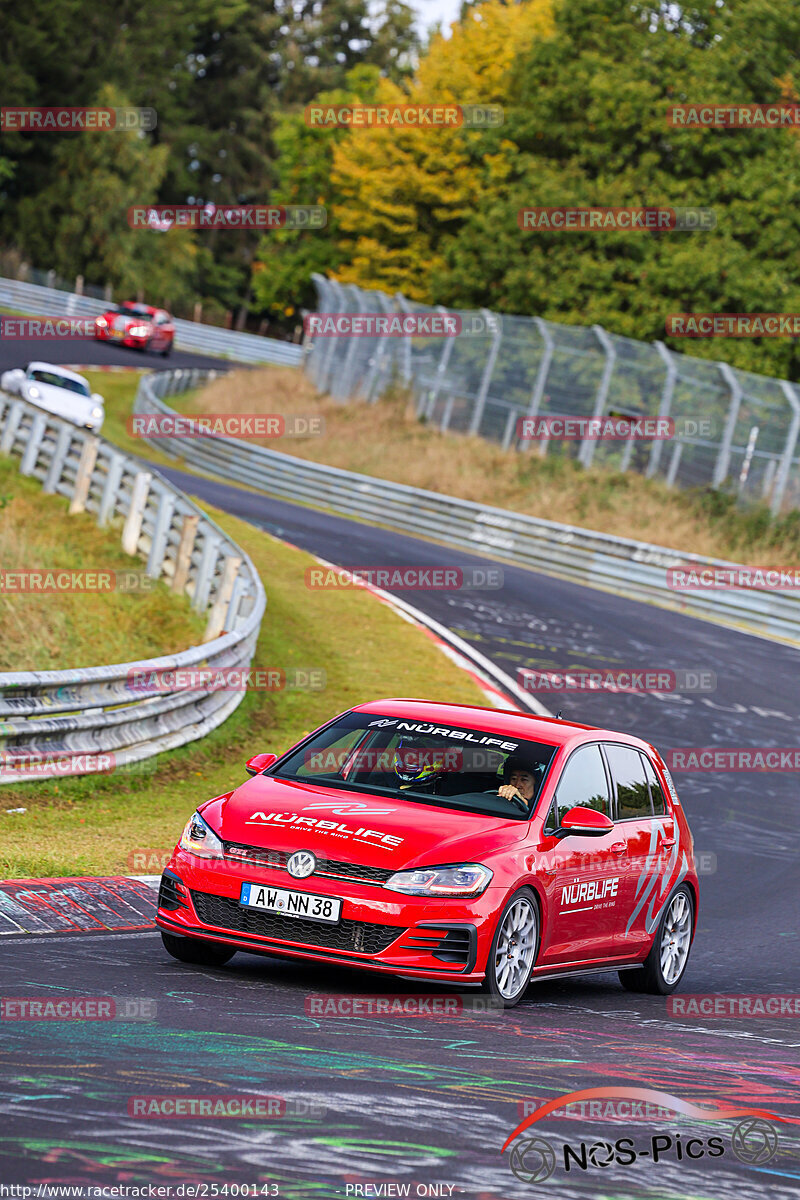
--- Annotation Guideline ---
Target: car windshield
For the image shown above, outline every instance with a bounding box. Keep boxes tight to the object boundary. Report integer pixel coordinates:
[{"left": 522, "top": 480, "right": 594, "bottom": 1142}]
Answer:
[
  {"left": 28, "top": 369, "right": 90, "bottom": 397},
  {"left": 273, "top": 712, "right": 558, "bottom": 820},
  {"left": 117, "top": 303, "right": 153, "bottom": 317}
]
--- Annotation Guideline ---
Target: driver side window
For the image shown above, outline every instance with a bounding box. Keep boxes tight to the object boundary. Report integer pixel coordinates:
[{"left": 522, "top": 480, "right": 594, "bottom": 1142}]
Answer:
[{"left": 546, "top": 745, "right": 611, "bottom": 833}]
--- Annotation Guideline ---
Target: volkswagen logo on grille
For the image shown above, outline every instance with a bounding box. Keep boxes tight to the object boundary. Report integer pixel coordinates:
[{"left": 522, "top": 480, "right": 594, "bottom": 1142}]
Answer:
[{"left": 287, "top": 851, "right": 316, "bottom": 879}]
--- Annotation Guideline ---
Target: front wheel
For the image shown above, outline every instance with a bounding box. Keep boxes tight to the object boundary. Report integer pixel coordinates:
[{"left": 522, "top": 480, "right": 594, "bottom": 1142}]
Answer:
[
  {"left": 481, "top": 888, "right": 539, "bottom": 1008},
  {"left": 618, "top": 885, "right": 694, "bottom": 995},
  {"left": 161, "top": 930, "right": 235, "bottom": 967}
]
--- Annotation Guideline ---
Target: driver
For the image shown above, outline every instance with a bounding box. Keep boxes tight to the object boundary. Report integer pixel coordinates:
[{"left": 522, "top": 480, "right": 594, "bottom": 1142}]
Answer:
[{"left": 498, "top": 755, "right": 540, "bottom": 813}]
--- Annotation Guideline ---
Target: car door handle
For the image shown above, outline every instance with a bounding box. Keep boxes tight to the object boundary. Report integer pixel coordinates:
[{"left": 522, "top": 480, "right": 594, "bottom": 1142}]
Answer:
[{"left": 610, "top": 842, "right": 627, "bottom": 854}]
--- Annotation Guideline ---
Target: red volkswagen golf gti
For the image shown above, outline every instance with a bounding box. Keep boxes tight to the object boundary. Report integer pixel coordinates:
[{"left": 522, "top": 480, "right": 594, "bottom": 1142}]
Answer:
[{"left": 156, "top": 700, "right": 698, "bottom": 1007}]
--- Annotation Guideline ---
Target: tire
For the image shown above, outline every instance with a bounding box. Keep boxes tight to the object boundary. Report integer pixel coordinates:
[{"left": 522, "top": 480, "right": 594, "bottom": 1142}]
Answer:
[
  {"left": 618, "top": 884, "right": 694, "bottom": 995},
  {"left": 161, "top": 341, "right": 172, "bottom": 358},
  {"left": 480, "top": 887, "right": 539, "bottom": 1008},
  {"left": 161, "top": 930, "right": 235, "bottom": 967}
]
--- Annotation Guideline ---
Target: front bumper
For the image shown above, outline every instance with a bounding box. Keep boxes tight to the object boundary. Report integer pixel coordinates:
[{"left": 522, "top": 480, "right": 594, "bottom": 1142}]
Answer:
[{"left": 156, "top": 853, "right": 505, "bottom": 983}]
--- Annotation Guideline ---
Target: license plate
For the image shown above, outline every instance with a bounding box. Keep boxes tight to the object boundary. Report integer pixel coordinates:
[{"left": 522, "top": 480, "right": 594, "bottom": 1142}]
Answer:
[
  {"left": 239, "top": 882, "right": 341, "bottom": 924},
  {"left": 110, "top": 330, "right": 123, "bottom": 339}
]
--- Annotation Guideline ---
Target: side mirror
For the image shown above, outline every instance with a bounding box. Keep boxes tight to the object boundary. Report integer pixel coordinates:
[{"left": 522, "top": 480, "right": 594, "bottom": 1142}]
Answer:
[
  {"left": 245, "top": 752, "right": 277, "bottom": 776},
  {"left": 556, "top": 806, "right": 614, "bottom": 838},
  {"left": 91, "top": 393, "right": 104, "bottom": 405}
]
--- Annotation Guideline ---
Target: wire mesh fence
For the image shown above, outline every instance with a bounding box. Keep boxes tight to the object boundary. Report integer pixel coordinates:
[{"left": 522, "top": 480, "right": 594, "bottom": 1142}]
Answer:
[{"left": 306, "top": 275, "right": 800, "bottom": 515}]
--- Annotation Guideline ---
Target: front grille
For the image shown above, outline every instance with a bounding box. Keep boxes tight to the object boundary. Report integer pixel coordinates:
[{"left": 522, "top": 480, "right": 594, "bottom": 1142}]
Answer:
[
  {"left": 190, "top": 889, "right": 404, "bottom": 955},
  {"left": 223, "top": 841, "right": 394, "bottom": 885}
]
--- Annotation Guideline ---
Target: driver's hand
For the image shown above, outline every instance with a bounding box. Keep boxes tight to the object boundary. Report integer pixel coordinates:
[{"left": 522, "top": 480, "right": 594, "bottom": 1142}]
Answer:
[{"left": 498, "top": 784, "right": 529, "bottom": 807}]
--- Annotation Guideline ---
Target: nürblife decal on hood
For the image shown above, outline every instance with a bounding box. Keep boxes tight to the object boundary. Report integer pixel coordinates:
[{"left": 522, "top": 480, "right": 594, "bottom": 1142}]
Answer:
[{"left": 246, "top": 811, "right": 404, "bottom": 848}]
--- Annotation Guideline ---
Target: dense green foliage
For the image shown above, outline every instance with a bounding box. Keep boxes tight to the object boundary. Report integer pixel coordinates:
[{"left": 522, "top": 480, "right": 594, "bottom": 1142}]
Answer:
[{"left": 3, "top": 0, "right": 800, "bottom": 377}]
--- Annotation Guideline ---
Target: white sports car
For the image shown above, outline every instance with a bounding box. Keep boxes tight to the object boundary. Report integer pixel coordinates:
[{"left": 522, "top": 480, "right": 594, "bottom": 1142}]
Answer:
[{"left": 0, "top": 362, "right": 104, "bottom": 432}]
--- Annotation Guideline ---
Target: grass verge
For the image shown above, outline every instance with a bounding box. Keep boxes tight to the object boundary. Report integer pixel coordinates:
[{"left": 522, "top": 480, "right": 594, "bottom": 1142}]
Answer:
[
  {"left": 0, "top": 454, "right": 205, "bottom": 670},
  {"left": 0, "top": 500, "right": 487, "bottom": 877}
]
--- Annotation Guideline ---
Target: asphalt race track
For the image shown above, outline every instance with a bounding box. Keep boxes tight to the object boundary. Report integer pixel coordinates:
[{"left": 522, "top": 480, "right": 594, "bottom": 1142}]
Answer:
[
  {"left": 0, "top": 332, "right": 232, "bottom": 373},
  {"left": 2, "top": 453, "right": 799, "bottom": 1196}
]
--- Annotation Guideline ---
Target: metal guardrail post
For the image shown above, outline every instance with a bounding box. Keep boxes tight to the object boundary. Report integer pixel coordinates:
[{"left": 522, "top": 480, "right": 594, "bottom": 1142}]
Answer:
[
  {"left": 19, "top": 413, "right": 46, "bottom": 475},
  {"left": 193, "top": 533, "right": 222, "bottom": 611},
  {"left": 98, "top": 452, "right": 125, "bottom": 525},
  {"left": 362, "top": 291, "right": 397, "bottom": 403},
  {"left": 648, "top": 341, "right": 677, "bottom": 478},
  {"left": 146, "top": 490, "right": 177, "bottom": 578},
  {"left": 318, "top": 278, "right": 347, "bottom": 395},
  {"left": 468, "top": 311, "right": 502, "bottom": 436},
  {"left": 395, "top": 293, "right": 414, "bottom": 388},
  {"left": 43, "top": 426, "right": 72, "bottom": 493},
  {"left": 122, "top": 471, "right": 152, "bottom": 555},
  {"left": 173, "top": 514, "right": 200, "bottom": 592},
  {"left": 424, "top": 307, "right": 457, "bottom": 421},
  {"left": 335, "top": 286, "right": 366, "bottom": 400},
  {"left": 0, "top": 402, "right": 24, "bottom": 455},
  {"left": 519, "top": 318, "right": 554, "bottom": 453},
  {"left": 713, "top": 363, "right": 744, "bottom": 487},
  {"left": 68, "top": 438, "right": 99, "bottom": 515},
  {"left": 774, "top": 381, "right": 800, "bottom": 515},
  {"left": 579, "top": 326, "right": 616, "bottom": 468}
]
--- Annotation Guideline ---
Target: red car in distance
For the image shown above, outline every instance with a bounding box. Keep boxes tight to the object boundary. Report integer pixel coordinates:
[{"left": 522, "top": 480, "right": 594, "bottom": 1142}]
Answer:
[
  {"left": 156, "top": 700, "right": 698, "bottom": 1007},
  {"left": 94, "top": 301, "right": 174, "bottom": 356}
]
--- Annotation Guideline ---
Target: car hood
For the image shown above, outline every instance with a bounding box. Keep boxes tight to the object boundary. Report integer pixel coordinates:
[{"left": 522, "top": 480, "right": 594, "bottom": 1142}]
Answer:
[
  {"left": 26, "top": 382, "right": 94, "bottom": 412},
  {"left": 207, "top": 775, "right": 528, "bottom": 870}
]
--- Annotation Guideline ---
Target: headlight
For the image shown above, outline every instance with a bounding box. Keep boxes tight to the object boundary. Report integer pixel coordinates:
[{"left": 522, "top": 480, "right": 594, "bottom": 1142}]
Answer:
[
  {"left": 96, "top": 317, "right": 107, "bottom": 328},
  {"left": 179, "top": 810, "right": 223, "bottom": 859},
  {"left": 27, "top": 386, "right": 40, "bottom": 399},
  {"left": 90, "top": 406, "right": 103, "bottom": 420},
  {"left": 384, "top": 863, "right": 493, "bottom": 897},
  {"left": 129, "top": 325, "right": 150, "bottom": 336}
]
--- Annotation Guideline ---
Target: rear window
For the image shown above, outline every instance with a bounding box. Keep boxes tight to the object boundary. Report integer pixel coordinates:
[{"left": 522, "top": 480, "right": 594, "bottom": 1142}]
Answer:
[{"left": 605, "top": 743, "right": 652, "bottom": 819}]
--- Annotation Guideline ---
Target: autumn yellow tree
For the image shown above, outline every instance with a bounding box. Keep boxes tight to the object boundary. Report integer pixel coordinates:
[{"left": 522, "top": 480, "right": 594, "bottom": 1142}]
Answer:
[{"left": 330, "top": 0, "right": 554, "bottom": 300}]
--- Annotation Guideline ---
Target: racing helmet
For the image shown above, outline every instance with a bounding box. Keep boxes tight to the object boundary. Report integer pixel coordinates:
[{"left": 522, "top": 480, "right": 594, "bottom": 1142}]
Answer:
[{"left": 392, "top": 735, "right": 451, "bottom": 788}]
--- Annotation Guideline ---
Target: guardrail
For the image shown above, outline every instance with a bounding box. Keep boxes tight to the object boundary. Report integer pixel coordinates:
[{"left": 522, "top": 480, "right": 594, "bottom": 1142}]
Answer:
[
  {"left": 133, "top": 372, "right": 800, "bottom": 647},
  {"left": 0, "top": 275, "right": 304, "bottom": 367},
  {"left": 0, "top": 379, "right": 266, "bottom": 784}
]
